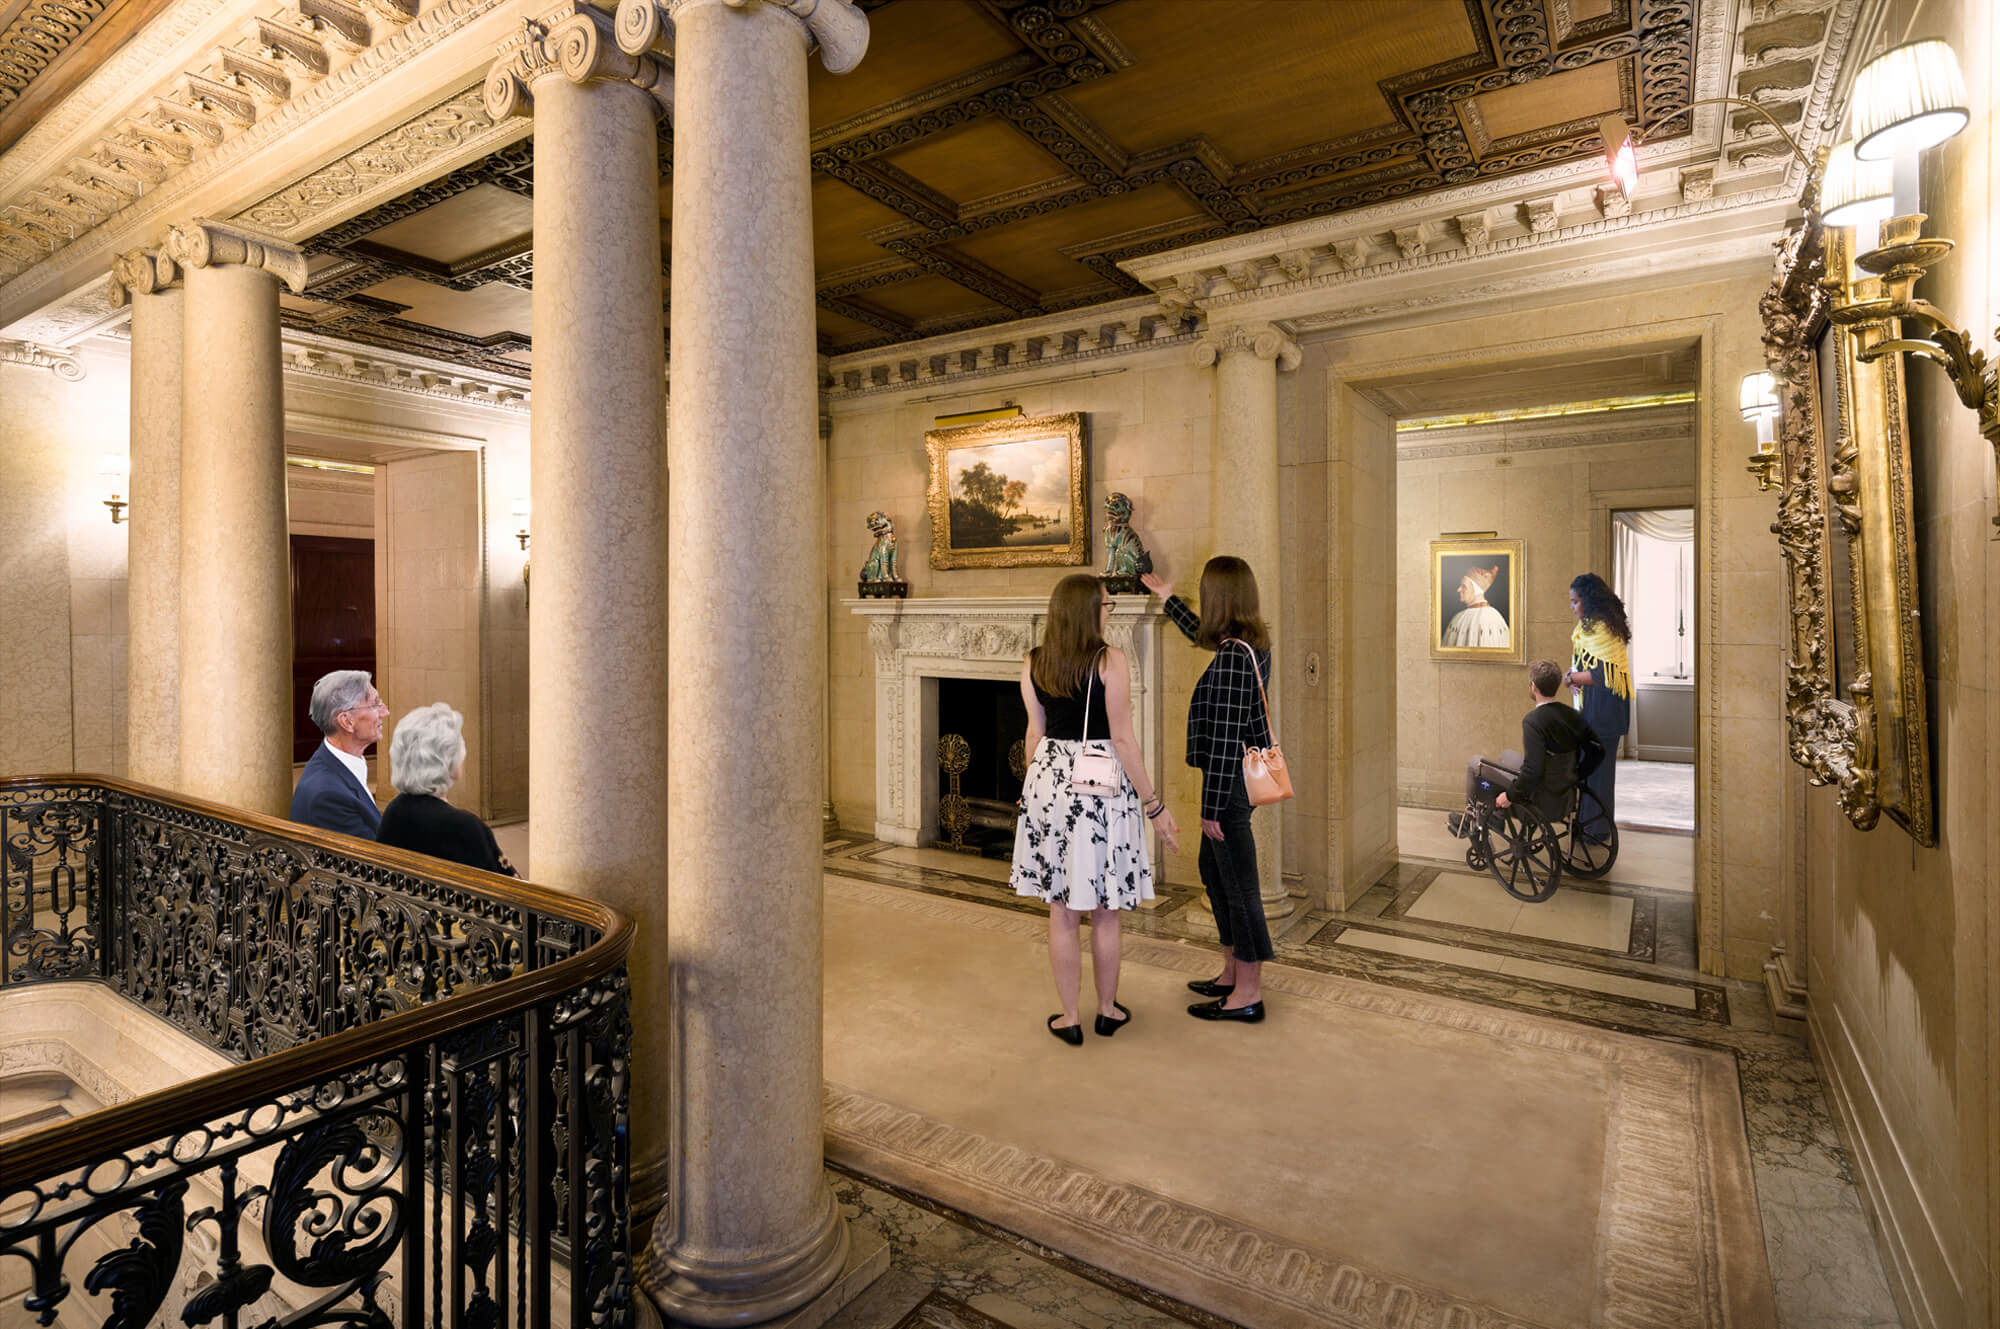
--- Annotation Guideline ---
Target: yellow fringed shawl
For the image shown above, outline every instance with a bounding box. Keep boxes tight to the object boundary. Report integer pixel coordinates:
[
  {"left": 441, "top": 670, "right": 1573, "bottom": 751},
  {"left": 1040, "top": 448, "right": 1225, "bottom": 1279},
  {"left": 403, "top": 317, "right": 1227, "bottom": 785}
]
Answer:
[{"left": 1571, "top": 620, "right": 1633, "bottom": 701}]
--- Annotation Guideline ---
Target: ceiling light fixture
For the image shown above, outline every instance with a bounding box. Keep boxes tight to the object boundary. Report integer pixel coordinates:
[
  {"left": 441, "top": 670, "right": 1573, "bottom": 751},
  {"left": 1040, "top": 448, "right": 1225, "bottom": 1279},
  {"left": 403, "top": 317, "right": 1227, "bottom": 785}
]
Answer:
[{"left": 1597, "top": 100, "right": 1811, "bottom": 200}]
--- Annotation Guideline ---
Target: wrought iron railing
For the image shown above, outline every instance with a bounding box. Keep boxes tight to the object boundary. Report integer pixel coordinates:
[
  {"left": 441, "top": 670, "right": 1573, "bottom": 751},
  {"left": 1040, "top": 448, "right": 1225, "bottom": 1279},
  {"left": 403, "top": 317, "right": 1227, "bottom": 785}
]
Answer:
[{"left": 0, "top": 777, "right": 634, "bottom": 1329}]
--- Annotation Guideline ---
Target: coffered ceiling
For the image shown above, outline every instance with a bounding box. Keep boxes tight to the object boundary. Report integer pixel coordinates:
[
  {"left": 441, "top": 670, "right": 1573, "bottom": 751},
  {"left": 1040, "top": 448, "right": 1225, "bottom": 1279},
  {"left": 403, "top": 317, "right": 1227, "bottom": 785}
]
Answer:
[{"left": 256, "top": 0, "right": 1705, "bottom": 375}]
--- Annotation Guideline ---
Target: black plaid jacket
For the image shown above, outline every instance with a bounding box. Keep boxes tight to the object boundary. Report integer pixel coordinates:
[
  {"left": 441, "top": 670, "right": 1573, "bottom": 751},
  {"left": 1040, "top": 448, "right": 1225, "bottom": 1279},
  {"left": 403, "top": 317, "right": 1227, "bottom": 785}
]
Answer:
[{"left": 1163, "top": 595, "right": 1273, "bottom": 821}]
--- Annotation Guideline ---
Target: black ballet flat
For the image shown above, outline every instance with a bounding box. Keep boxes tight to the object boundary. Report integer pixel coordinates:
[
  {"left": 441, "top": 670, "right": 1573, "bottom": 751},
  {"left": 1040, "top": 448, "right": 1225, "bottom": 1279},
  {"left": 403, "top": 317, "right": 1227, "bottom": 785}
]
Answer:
[
  {"left": 1094, "top": 1001, "right": 1131, "bottom": 1037},
  {"left": 1186, "top": 979, "right": 1234, "bottom": 998},
  {"left": 1187, "top": 999, "right": 1265, "bottom": 1023},
  {"left": 1047, "top": 1015, "right": 1084, "bottom": 1046}
]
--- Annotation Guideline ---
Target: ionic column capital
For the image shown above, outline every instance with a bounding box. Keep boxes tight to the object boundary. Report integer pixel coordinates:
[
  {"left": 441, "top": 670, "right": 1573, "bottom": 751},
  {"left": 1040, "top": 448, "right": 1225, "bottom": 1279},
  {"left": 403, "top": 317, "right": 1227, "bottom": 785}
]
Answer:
[
  {"left": 1192, "top": 322, "right": 1300, "bottom": 373},
  {"left": 165, "top": 219, "right": 307, "bottom": 292},
  {"left": 0, "top": 338, "right": 84, "bottom": 380},
  {"left": 108, "top": 248, "right": 181, "bottom": 307},
  {"left": 486, "top": 7, "right": 673, "bottom": 122},
  {"left": 632, "top": 0, "right": 867, "bottom": 74}
]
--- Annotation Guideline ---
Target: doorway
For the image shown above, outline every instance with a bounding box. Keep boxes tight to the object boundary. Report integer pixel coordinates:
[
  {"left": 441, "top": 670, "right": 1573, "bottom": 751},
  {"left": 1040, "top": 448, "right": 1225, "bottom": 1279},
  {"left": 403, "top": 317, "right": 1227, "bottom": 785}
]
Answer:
[{"left": 1610, "top": 508, "right": 1695, "bottom": 832}]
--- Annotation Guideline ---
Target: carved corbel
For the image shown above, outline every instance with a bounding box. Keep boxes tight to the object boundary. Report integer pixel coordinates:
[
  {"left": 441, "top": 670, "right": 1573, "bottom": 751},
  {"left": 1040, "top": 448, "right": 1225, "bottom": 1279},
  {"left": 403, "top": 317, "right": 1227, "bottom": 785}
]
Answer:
[
  {"left": 217, "top": 48, "right": 294, "bottom": 103},
  {"left": 69, "top": 155, "right": 143, "bottom": 199},
  {"left": 1679, "top": 164, "right": 1715, "bottom": 203},
  {"left": 108, "top": 249, "right": 181, "bottom": 307},
  {"left": 1523, "top": 197, "right": 1560, "bottom": 234},
  {"left": 180, "top": 73, "right": 258, "bottom": 127},
  {"left": 1274, "top": 249, "right": 1313, "bottom": 282},
  {"left": 294, "top": 0, "right": 373, "bottom": 50},
  {"left": 166, "top": 218, "right": 309, "bottom": 292},
  {"left": 1392, "top": 224, "right": 1427, "bottom": 260},
  {"left": 147, "top": 97, "right": 225, "bottom": 146},
  {"left": 250, "top": 17, "right": 331, "bottom": 77},
  {"left": 1594, "top": 184, "right": 1631, "bottom": 218},
  {"left": 1330, "top": 238, "right": 1367, "bottom": 270},
  {"left": 118, "top": 118, "right": 200, "bottom": 163},
  {"left": 1453, "top": 210, "right": 1490, "bottom": 248},
  {"left": 1222, "top": 260, "right": 1259, "bottom": 292},
  {"left": 1192, "top": 322, "right": 1300, "bottom": 372},
  {"left": 95, "top": 141, "right": 172, "bottom": 183}
]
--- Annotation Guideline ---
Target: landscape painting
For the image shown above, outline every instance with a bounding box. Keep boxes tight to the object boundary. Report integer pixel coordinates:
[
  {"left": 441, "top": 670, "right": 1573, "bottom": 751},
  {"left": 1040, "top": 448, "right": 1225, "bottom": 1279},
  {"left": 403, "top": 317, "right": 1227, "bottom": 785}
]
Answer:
[{"left": 926, "top": 412, "right": 1088, "bottom": 569}]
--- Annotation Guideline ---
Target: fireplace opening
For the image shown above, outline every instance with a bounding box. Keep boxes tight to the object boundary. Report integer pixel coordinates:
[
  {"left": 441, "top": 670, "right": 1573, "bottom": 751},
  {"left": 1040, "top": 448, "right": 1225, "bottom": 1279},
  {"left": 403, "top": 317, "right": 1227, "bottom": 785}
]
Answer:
[{"left": 935, "top": 677, "right": 1028, "bottom": 858}]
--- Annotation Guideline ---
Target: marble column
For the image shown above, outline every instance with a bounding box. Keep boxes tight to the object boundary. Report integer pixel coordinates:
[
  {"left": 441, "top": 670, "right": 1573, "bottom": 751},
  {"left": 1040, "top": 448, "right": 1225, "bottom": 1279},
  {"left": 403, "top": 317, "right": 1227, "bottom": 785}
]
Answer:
[
  {"left": 109, "top": 249, "right": 184, "bottom": 790},
  {"left": 484, "top": 2, "right": 674, "bottom": 1226},
  {"left": 166, "top": 220, "right": 305, "bottom": 815},
  {"left": 1195, "top": 322, "right": 1299, "bottom": 920},
  {"left": 619, "top": 0, "right": 870, "bottom": 1322}
]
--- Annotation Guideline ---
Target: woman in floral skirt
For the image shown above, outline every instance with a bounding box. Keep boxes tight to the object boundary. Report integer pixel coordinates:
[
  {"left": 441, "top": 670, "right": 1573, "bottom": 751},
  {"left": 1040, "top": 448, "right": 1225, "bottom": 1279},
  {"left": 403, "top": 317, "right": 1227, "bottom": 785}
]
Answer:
[{"left": 1012, "top": 574, "right": 1180, "bottom": 1044}]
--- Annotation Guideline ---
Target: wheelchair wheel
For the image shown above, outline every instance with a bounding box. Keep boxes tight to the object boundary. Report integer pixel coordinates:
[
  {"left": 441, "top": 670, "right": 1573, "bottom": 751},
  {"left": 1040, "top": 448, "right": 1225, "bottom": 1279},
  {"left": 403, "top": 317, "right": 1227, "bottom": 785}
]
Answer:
[
  {"left": 1465, "top": 842, "right": 1488, "bottom": 871},
  {"left": 1563, "top": 786, "right": 1620, "bottom": 880},
  {"left": 1485, "top": 806, "right": 1563, "bottom": 903}
]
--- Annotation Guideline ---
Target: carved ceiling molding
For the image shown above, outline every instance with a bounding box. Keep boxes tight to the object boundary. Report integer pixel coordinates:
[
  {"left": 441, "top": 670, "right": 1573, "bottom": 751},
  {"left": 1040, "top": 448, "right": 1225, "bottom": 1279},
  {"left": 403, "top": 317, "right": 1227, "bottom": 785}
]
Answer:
[
  {"left": 0, "top": 336, "right": 86, "bottom": 377},
  {"left": 0, "top": 0, "right": 511, "bottom": 310},
  {"left": 0, "top": 0, "right": 116, "bottom": 116},
  {"left": 281, "top": 335, "right": 528, "bottom": 407},
  {"left": 0, "top": 0, "right": 234, "bottom": 199},
  {"left": 1153, "top": 182, "right": 1791, "bottom": 321},
  {"left": 234, "top": 84, "right": 526, "bottom": 239}
]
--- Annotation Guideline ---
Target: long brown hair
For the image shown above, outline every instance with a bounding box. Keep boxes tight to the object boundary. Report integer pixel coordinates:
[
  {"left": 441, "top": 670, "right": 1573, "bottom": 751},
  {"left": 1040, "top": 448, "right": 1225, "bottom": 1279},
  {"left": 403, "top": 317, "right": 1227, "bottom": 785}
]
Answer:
[
  {"left": 1030, "top": 574, "right": 1107, "bottom": 696},
  {"left": 1194, "top": 555, "right": 1269, "bottom": 651}
]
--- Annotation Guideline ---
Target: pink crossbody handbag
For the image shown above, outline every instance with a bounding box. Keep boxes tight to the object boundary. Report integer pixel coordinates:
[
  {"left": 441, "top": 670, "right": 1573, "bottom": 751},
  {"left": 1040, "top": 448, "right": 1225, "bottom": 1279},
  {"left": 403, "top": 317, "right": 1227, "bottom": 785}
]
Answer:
[
  {"left": 1068, "top": 652, "right": 1125, "bottom": 797},
  {"left": 1228, "top": 639, "right": 1293, "bottom": 807}
]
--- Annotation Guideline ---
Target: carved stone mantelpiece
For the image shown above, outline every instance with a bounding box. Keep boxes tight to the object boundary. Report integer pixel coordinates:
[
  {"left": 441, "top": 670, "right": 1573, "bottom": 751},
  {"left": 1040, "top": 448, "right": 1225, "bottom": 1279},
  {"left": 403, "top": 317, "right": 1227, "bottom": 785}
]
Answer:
[{"left": 844, "top": 596, "right": 1165, "bottom": 850}]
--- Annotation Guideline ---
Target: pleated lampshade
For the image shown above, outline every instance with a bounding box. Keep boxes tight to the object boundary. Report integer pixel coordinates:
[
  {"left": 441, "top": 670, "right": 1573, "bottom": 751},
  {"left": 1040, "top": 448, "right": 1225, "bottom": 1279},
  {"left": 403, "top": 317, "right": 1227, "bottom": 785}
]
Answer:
[
  {"left": 1851, "top": 39, "right": 1969, "bottom": 161},
  {"left": 1820, "top": 141, "right": 1896, "bottom": 228}
]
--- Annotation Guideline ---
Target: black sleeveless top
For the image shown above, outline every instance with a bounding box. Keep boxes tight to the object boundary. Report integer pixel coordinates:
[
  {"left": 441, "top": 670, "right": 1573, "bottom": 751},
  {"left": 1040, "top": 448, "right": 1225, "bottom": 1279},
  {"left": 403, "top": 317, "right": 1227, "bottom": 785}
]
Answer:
[{"left": 1032, "top": 653, "right": 1112, "bottom": 741}]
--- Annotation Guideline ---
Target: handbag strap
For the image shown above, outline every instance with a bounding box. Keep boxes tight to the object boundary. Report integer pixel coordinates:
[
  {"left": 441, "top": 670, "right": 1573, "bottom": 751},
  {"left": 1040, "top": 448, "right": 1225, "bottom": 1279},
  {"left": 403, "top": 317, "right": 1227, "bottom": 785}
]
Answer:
[
  {"left": 1225, "top": 638, "right": 1278, "bottom": 746},
  {"left": 1078, "top": 648, "right": 1106, "bottom": 743}
]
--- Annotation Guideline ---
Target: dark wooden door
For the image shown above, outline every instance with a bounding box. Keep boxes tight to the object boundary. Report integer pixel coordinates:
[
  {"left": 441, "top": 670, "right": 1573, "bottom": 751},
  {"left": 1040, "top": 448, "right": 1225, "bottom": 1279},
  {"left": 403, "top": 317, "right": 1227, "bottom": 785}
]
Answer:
[{"left": 291, "top": 535, "right": 376, "bottom": 762}]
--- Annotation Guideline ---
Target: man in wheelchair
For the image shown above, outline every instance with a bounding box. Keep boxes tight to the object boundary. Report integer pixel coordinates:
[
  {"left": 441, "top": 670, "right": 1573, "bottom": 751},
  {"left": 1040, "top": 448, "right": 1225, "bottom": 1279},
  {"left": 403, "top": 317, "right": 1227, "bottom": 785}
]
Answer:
[{"left": 1448, "top": 658, "right": 1606, "bottom": 838}]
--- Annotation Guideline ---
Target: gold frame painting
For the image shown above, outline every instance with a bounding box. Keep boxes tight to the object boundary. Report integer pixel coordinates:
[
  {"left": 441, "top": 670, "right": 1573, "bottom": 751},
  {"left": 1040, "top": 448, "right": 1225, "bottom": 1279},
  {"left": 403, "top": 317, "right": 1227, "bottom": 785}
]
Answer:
[
  {"left": 1427, "top": 538, "right": 1525, "bottom": 664},
  {"left": 1763, "top": 210, "right": 1935, "bottom": 845},
  {"left": 925, "top": 411, "right": 1089, "bottom": 570}
]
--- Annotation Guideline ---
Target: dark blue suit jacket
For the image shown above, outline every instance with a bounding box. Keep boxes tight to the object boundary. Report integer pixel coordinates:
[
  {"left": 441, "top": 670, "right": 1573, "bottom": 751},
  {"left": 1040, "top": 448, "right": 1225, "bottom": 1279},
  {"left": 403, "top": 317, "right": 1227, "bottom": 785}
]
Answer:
[{"left": 289, "top": 743, "right": 381, "bottom": 840}]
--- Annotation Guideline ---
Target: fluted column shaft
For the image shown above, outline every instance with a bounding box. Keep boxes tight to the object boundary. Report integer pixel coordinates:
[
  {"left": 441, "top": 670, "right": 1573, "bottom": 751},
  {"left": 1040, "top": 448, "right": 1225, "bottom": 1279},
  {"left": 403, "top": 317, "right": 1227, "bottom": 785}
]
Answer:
[
  {"left": 170, "top": 220, "right": 305, "bottom": 815},
  {"left": 1200, "top": 323, "right": 1298, "bottom": 920},
  {"left": 112, "top": 250, "right": 183, "bottom": 789},
  {"left": 484, "top": 3, "right": 673, "bottom": 1226},
  {"left": 635, "top": 0, "right": 866, "bottom": 1321}
]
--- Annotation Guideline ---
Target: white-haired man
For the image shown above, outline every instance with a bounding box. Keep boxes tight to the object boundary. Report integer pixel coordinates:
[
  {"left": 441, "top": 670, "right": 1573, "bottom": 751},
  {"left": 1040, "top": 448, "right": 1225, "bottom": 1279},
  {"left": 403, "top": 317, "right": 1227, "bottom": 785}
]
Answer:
[{"left": 289, "top": 669, "right": 387, "bottom": 839}]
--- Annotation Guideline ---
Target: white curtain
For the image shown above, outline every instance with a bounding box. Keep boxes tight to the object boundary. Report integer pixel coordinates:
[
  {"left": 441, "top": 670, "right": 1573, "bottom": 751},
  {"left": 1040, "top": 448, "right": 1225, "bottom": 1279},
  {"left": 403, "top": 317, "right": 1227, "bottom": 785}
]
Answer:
[{"left": 1615, "top": 508, "right": 1693, "bottom": 543}]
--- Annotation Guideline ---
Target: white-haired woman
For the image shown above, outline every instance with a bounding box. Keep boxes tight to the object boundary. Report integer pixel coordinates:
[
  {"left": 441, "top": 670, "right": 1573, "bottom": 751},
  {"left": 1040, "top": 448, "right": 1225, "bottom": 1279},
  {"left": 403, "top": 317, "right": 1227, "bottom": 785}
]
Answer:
[{"left": 377, "top": 703, "right": 514, "bottom": 876}]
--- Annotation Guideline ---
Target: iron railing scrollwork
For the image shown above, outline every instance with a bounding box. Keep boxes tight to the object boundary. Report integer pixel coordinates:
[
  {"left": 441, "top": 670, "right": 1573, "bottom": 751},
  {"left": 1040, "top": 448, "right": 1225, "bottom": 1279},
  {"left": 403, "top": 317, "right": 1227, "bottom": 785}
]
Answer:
[{"left": 0, "top": 778, "right": 634, "bottom": 1329}]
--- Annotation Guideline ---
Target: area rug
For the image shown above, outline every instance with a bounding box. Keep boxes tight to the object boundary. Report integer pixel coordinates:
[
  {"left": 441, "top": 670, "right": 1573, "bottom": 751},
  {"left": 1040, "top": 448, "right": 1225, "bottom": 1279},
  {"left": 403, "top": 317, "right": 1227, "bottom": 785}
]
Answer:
[
  {"left": 1617, "top": 759, "right": 1696, "bottom": 833},
  {"left": 821, "top": 874, "right": 1772, "bottom": 1329}
]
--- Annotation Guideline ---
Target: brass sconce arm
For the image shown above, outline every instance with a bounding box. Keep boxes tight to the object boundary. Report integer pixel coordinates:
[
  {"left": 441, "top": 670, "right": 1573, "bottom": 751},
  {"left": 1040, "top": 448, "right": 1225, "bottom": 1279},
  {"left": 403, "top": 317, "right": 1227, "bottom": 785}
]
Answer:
[{"left": 1830, "top": 214, "right": 2000, "bottom": 531}]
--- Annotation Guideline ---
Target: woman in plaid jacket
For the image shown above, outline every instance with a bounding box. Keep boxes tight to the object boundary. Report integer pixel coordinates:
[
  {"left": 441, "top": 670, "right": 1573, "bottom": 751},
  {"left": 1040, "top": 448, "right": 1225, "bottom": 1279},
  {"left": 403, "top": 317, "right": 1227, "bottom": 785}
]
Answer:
[{"left": 1142, "top": 556, "right": 1275, "bottom": 1023}]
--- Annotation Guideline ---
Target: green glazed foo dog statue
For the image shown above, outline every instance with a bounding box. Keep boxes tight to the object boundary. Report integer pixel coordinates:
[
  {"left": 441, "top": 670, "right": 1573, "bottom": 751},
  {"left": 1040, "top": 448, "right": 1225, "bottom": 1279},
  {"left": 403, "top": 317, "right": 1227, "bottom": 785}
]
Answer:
[
  {"left": 858, "top": 510, "right": 908, "bottom": 598},
  {"left": 1101, "top": 492, "right": 1152, "bottom": 594}
]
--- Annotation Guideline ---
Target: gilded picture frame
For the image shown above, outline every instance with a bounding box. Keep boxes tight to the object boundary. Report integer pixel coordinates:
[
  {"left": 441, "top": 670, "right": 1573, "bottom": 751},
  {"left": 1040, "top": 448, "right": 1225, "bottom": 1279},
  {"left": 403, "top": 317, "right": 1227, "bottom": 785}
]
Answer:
[
  {"left": 1763, "top": 213, "right": 1935, "bottom": 845},
  {"left": 925, "top": 411, "right": 1089, "bottom": 570},
  {"left": 1428, "top": 538, "right": 1525, "bottom": 664}
]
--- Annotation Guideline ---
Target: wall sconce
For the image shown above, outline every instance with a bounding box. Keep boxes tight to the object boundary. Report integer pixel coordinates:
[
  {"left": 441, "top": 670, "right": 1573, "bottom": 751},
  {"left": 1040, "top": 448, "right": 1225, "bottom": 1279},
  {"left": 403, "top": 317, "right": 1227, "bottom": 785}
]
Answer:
[
  {"left": 1821, "top": 38, "right": 1999, "bottom": 533},
  {"left": 510, "top": 498, "right": 531, "bottom": 551},
  {"left": 1740, "top": 373, "right": 1781, "bottom": 491},
  {"left": 100, "top": 454, "right": 129, "bottom": 524}
]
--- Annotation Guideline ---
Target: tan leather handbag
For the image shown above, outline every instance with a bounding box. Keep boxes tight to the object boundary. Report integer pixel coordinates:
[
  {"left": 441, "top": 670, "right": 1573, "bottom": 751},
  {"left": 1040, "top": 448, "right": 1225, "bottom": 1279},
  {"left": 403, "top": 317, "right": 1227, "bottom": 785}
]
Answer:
[
  {"left": 1229, "top": 639, "right": 1293, "bottom": 807},
  {"left": 1068, "top": 652, "right": 1125, "bottom": 797}
]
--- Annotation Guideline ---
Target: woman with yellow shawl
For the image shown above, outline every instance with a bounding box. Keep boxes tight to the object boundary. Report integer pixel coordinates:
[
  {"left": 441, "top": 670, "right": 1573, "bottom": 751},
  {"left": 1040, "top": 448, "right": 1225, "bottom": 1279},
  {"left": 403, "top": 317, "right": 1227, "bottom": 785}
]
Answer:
[{"left": 1566, "top": 572, "right": 1631, "bottom": 838}]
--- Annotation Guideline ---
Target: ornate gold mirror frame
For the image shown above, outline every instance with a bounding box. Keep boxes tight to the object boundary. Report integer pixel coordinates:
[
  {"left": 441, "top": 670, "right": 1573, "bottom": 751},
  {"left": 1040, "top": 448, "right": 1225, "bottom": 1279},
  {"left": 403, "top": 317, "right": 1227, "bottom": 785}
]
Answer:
[{"left": 1763, "top": 215, "right": 1935, "bottom": 845}]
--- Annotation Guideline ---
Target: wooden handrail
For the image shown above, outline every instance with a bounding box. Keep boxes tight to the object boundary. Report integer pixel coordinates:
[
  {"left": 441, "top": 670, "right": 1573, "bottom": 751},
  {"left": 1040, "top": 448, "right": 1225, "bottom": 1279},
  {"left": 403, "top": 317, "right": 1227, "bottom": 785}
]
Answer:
[{"left": 0, "top": 774, "right": 635, "bottom": 1184}]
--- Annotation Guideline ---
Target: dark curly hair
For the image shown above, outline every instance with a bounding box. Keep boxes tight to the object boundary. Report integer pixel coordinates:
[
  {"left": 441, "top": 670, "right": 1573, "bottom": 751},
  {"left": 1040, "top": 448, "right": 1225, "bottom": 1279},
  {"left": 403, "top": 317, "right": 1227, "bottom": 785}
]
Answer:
[{"left": 1569, "top": 573, "right": 1631, "bottom": 642}]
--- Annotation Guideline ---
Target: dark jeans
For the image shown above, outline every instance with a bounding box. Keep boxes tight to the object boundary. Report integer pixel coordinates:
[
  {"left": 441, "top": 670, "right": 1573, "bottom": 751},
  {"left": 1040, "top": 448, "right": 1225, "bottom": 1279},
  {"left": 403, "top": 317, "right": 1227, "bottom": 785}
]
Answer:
[{"left": 1198, "top": 785, "right": 1272, "bottom": 964}]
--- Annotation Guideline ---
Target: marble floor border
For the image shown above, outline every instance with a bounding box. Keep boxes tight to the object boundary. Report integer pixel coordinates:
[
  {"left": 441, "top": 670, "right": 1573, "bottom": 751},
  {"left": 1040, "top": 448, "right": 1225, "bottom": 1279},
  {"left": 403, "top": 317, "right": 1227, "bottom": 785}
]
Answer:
[{"left": 830, "top": 1163, "right": 1230, "bottom": 1329}]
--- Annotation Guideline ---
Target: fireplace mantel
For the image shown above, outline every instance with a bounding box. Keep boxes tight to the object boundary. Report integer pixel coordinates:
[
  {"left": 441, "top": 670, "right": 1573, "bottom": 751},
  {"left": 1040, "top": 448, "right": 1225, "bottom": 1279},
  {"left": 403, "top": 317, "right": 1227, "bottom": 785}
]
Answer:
[{"left": 843, "top": 596, "right": 1167, "bottom": 847}]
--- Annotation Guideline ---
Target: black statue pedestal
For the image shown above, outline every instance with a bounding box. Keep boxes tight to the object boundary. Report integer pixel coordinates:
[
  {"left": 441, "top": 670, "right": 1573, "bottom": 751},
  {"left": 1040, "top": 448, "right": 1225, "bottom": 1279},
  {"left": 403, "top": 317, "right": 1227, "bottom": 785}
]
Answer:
[{"left": 857, "top": 579, "right": 909, "bottom": 599}]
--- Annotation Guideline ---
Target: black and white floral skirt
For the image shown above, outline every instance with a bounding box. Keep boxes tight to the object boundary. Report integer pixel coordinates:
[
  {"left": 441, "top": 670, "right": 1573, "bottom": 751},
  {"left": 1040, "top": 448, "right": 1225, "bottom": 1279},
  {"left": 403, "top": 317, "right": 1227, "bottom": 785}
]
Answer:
[{"left": 1009, "top": 738, "right": 1155, "bottom": 911}]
